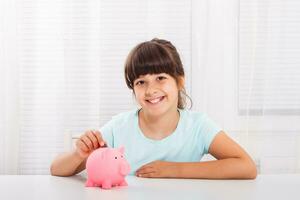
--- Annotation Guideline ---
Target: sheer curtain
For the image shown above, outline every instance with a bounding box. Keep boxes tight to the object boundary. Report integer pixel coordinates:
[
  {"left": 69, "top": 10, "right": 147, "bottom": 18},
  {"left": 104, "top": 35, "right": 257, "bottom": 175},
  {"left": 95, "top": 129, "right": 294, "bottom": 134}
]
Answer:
[
  {"left": 192, "top": 0, "right": 300, "bottom": 173},
  {"left": 1, "top": 0, "right": 300, "bottom": 175},
  {"left": 0, "top": 0, "right": 20, "bottom": 174},
  {"left": 0, "top": 0, "right": 191, "bottom": 174},
  {"left": 237, "top": 0, "right": 300, "bottom": 173}
]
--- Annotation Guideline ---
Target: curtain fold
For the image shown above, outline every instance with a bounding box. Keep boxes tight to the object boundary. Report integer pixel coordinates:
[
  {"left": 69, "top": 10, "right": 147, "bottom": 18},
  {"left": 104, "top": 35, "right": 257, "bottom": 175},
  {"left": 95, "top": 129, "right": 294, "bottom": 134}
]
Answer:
[
  {"left": 238, "top": 0, "right": 300, "bottom": 174},
  {"left": 0, "top": 0, "right": 192, "bottom": 174},
  {"left": 0, "top": 0, "right": 20, "bottom": 174},
  {"left": 192, "top": 0, "right": 300, "bottom": 173}
]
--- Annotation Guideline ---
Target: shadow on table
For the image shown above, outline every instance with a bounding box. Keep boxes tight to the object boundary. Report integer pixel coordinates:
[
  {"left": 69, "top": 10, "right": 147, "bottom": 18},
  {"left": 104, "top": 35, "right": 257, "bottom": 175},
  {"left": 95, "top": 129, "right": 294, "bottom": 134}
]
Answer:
[{"left": 69, "top": 173, "right": 87, "bottom": 183}]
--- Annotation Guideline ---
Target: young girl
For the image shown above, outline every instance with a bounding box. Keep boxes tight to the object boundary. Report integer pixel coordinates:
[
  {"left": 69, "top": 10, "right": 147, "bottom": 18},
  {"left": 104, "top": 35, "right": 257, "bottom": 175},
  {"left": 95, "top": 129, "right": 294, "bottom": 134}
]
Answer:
[{"left": 50, "top": 38, "right": 257, "bottom": 179}]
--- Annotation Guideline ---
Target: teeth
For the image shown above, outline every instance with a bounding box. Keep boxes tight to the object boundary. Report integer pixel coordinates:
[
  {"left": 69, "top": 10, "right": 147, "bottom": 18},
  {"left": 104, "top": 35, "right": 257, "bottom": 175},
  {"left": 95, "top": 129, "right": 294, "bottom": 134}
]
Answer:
[{"left": 148, "top": 97, "right": 162, "bottom": 104}]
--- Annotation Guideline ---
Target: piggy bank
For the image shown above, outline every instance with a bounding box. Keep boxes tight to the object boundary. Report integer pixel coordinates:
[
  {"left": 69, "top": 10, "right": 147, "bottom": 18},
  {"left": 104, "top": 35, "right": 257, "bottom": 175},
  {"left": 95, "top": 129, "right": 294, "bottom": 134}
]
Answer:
[{"left": 85, "top": 146, "right": 130, "bottom": 189}]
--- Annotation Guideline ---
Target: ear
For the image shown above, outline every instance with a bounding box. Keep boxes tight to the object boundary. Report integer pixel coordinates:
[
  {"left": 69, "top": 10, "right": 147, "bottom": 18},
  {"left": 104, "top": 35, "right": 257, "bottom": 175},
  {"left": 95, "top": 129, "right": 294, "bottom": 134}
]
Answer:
[
  {"left": 119, "top": 146, "right": 125, "bottom": 154},
  {"left": 100, "top": 148, "right": 109, "bottom": 159},
  {"left": 178, "top": 76, "right": 185, "bottom": 90}
]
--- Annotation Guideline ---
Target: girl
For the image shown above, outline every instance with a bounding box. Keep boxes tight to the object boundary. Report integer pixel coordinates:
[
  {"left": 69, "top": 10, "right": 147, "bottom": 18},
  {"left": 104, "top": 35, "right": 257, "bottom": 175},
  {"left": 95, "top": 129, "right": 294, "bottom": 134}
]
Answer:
[{"left": 50, "top": 38, "right": 257, "bottom": 179}]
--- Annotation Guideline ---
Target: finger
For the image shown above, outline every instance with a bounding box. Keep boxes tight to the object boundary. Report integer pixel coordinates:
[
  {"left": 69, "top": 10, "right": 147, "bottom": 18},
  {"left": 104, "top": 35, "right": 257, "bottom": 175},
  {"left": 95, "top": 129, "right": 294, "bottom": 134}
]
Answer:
[
  {"left": 136, "top": 165, "right": 154, "bottom": 175},
  {"left": 137, "top": 172, "right": 156, "bottom": 178},
  {"left": 93, "top": 130, "right": 107, "bottom": 147},
  {"left": 86, "top": 131, "right": 99, "bottom": 149},
  {"left": 77, "top": 144, "right": 89, "bottom": 155},
  {"left": 76, "top": 139, "right": 89, "bottom": 152},
  {"left": 137, "top": 162, "right": 155, "bottom": 171},
  {"left": 80, "top": 135, "right": 93, "bottom": 151},
  {"left": 136, "top": 167, "right": 155, "bottom": 175}
]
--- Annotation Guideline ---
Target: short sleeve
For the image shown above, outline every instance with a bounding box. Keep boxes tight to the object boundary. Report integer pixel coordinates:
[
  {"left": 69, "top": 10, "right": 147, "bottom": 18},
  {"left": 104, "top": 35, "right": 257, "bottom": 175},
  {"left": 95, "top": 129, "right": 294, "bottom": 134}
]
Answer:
[
  {"left": 98, "top": 118, "right": 115, "bottom": 148},
  {"left": 199, "top": 114, "right": 222, "bottom": 154}
]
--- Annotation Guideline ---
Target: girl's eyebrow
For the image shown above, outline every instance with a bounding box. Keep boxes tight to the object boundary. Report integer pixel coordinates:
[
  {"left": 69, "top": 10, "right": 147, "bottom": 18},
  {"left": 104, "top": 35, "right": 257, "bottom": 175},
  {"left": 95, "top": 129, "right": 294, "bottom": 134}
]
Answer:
[
  {"left": 137, "top": 74, "right": 146, "bottom": 78},
  {"left": 136, "top": 73, "right": 166, "bottom": 81},
  {"left": 134, "top": 77, "right": 143, "bottom": 83},
  {"left": 156, "top": 73, "right": 167, "bottom": 76},
  {"left": 135, "top": 76, "right": 144, "bottom": 80}
]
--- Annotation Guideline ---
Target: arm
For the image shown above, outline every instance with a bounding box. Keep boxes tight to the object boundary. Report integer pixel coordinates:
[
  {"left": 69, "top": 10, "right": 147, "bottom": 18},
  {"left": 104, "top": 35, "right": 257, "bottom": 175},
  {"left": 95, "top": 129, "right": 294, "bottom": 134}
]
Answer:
[
  {"left": 50, "top": 150, "right": 87, "bottom": 176},
  {"left": 176, "top": 131, "right": 257, "bottom": 179},
  {"left": 136, "top": 131, "right": 257, "bottom": 179},
  {"left": 50, "top": 130, "right": 106, "bottom": 176}
]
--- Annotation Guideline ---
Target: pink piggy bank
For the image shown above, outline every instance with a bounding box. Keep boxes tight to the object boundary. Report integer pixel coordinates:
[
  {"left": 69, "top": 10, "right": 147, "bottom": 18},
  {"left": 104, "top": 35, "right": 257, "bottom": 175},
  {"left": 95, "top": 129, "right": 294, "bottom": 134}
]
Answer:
[{"left": 85, "top": 146, "right": 130, "bottom": 189}]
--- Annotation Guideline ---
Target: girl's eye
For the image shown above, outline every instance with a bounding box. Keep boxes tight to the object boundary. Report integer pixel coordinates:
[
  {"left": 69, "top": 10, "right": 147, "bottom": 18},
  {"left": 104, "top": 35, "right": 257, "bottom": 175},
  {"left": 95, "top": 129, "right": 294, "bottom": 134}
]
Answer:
[
  {"left": 135, "top": 80, "right": 145, "bottom": 85},
  {"left": 157, "top": 76, "right": 166, "bottom": 81}
]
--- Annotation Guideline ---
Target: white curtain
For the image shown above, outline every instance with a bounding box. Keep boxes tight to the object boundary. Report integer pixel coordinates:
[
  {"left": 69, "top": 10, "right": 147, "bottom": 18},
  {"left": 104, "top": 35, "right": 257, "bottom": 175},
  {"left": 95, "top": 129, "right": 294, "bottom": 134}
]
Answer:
[
  {"left": 0, "top": 0, "right": 20, "bottom": 174},
  {"left": 192, "top": 0, "right": 300, "bottom": 174},
  {"left": 237, "top": 0, "right": 300, "bottom": 173},
  {"left": 0, "top": 0, "right": 191, "bottom": 174},
  {"left": 1, "top": 0, "right": 300, "bottom": 175}
]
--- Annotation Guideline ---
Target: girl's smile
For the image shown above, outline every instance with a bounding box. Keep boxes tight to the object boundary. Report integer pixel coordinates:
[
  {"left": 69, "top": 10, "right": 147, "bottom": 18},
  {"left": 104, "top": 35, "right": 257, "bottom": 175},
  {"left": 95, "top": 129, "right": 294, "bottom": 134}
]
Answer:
[{"left": 146, "top": 96, "right": 165, "bottom": 105}]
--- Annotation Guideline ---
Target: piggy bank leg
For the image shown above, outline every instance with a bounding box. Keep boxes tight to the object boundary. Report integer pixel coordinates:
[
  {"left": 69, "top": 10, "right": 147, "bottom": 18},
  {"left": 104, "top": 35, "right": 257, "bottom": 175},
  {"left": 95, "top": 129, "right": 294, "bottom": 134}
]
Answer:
[
  {"left": 85, "top": 179, "right": 95, "bottom": 187},
  {"left": 101, "top": 180, "right": 112, "bottom": 189},
  {"left": 120, "top": 180, "right": 128, "bottom": 186}
]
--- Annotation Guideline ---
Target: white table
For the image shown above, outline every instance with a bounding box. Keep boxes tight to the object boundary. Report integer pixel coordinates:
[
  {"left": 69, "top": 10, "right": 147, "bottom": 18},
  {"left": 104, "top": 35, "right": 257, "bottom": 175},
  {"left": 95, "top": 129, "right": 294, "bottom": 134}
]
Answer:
[{"left": 0, "top": 174, "right": 299, "bottom": 200}]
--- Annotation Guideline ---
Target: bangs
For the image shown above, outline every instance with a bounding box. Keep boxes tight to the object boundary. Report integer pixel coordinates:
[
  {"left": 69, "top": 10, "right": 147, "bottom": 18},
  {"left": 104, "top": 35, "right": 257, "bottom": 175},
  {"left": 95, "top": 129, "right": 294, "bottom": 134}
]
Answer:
[{"left": 125, "top": 42, "right": 179, "bottom": 88}]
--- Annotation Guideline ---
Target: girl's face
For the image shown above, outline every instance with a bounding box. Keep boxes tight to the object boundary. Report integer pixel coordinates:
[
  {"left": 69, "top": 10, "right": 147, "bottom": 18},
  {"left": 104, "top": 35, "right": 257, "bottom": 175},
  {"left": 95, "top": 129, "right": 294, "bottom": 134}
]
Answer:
[{"left": 133, "top": 73, "right": 182, "bottom": 117}]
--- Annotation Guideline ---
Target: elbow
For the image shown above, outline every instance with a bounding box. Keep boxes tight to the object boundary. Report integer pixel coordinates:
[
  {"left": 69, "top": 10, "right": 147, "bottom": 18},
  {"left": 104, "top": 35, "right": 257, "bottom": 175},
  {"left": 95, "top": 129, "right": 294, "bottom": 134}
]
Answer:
[
  {"left": 247, "top": 166, "right": 257, "bottom": 179},
  {"left": 251, "top": 164, "right": 258, "bottom": 179},
  {"left": 244, "top": 159, "right": 258, "bottom": 179},
  {"left": 50, "top": 163, "right": 58, "bottom": 176},
  {"left": 50, "top": 162, "right": 65, "bottom": 177},
  {"left": 50, "top": 162, "right": 75, "bottom": 177}
]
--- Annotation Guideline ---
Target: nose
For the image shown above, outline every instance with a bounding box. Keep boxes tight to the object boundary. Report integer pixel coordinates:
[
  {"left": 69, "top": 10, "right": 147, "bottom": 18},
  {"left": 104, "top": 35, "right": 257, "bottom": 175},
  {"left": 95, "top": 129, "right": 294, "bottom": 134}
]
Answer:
[
  {"left": 145, "top": 82, "right": 158, "bottom": 97},
  {"left": 120, "top": 161, "right": 131, "bottom": 175}
]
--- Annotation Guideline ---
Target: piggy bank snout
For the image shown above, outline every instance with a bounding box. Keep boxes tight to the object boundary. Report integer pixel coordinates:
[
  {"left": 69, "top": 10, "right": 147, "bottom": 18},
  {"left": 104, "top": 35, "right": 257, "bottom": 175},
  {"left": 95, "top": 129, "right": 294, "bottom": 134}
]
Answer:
[{"left": 120, "top": 160, "right": 130, "bottom": 175}]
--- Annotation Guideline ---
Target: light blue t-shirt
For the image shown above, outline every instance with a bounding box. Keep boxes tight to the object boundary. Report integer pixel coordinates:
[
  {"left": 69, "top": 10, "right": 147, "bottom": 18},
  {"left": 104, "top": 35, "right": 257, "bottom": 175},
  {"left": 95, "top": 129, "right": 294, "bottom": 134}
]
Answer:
[{"left": 99, "top": 109, "right": 222, "bottom": 175}]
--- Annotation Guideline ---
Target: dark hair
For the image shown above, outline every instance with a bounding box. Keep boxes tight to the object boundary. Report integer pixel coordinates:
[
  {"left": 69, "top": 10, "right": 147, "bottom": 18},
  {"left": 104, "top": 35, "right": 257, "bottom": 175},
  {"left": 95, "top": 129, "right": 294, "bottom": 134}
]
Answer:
[{"left": 124, "top": 38, "right": 192, "bottom": 109}]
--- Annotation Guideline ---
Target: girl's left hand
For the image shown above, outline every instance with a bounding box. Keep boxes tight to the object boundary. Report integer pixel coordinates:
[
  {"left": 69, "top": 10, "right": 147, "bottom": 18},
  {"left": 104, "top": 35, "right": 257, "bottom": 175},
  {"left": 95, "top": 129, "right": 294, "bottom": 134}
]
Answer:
[{"left": 135, "top": 161, "right": 178, "bottom": 178}]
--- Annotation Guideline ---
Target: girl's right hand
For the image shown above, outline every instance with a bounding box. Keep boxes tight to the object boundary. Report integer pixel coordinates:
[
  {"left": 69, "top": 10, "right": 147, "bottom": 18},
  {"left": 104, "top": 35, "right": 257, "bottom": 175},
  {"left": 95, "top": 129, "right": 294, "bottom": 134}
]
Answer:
[{"left": 75, "top": 130, "right": 107, "bottom": 159}]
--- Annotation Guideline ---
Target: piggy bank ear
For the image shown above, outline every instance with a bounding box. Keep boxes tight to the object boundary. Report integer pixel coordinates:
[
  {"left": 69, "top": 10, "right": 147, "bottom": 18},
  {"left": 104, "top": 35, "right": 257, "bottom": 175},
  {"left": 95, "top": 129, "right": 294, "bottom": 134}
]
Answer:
[
  {"left": 101, "top": 148, "right": 109, "bottom": 159},
  {"left": 119, "top": 146, "right": 125, "bottom": 154}
]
